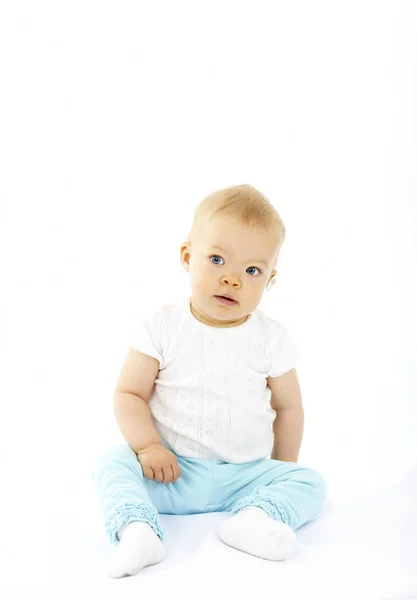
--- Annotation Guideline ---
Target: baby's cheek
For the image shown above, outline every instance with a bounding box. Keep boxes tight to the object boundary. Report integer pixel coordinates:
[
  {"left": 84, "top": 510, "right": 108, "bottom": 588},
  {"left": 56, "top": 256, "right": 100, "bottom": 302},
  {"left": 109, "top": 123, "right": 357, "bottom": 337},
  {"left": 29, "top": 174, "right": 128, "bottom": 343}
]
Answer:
[{"left": 197, "top": 265, "right": 215, "bottom": 280}]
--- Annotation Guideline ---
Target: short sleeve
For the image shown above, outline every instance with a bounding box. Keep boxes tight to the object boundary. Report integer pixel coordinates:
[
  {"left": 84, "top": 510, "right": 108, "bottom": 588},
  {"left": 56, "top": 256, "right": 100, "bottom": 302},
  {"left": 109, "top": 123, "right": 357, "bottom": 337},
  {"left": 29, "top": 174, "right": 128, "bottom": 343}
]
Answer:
[
  {"left": 129, "top": 310, "right": 165, "bottom": 369},
  {"left": 268, "top": 320, "right": 300, "bottom": 378}
]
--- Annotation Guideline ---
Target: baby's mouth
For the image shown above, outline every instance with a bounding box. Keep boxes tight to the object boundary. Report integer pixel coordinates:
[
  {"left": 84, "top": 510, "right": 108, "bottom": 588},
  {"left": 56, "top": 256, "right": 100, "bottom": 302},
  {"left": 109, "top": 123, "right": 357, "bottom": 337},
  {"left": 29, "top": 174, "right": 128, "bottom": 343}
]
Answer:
[{"left": 214, "top": 295, "right": 238, "bottom": 306}]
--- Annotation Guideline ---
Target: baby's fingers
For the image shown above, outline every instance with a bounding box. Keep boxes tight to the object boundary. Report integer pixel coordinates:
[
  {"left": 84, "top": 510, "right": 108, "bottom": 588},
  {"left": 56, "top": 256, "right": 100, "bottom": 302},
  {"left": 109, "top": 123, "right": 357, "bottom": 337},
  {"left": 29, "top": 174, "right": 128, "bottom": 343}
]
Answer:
[
  {"left": 161, "top": 466, "right": 174, "bottom": 484},
  {"left": 153, "top": 468, "right": 164, "bottom": 483},
  {"left": 172, "top": 462, "right": 182, "bottom": 482},
  {"left": 141, "top": 465, "right": 155, "bottom": 481}
]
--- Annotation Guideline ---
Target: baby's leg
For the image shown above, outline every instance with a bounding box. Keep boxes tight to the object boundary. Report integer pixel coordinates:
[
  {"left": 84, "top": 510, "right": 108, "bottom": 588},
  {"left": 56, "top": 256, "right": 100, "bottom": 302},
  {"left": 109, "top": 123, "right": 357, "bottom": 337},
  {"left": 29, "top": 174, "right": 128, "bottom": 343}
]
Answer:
[
  {"left": 219, "top": 506, "right": 298, "bottom": 560},
  {"left": 107, "top": 520, "right": 166, "bottom": 578},
  {"left": 91, "top": 444, "right": 166, "bottom": 578},
  {"left": 218, "top": 459, "right": 327, "bottom": 560}
]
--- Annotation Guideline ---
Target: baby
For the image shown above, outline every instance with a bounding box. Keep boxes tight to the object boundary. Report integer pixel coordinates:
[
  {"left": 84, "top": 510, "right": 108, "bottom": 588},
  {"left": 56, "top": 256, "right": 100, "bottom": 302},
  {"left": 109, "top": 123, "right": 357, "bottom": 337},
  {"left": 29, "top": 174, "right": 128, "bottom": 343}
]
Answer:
[{"left": 91, "top": 184, "right": 327, "bottom": 578}]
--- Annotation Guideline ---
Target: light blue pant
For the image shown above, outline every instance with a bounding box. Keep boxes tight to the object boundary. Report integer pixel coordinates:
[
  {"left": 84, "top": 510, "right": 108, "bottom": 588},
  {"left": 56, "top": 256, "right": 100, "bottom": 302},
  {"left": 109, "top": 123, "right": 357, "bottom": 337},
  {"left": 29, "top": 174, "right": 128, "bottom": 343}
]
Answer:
[{"left": 91, "top": 443, "right": 327, "bottom": 546}]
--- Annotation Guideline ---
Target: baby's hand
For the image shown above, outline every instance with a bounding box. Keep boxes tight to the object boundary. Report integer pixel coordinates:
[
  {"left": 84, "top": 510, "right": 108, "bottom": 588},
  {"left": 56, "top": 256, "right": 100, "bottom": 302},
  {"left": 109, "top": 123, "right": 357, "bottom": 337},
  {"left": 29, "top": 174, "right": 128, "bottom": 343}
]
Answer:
[{"left": 137, "top": 442, "right": 182, "bottom": 484}]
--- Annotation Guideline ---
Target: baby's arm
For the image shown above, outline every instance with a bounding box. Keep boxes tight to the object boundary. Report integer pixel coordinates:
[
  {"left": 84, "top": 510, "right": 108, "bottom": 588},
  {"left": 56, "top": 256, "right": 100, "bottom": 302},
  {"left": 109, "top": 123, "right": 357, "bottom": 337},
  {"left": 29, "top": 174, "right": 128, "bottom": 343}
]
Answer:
[
  {"left": 113, "top": 347, "right": 182, "bottom": 483},
  {"left": 113, "top": 347, "right": 161, "bottom": 453},
  {"left": 268, "top": 368, "right": 304, "bottom": 463}
]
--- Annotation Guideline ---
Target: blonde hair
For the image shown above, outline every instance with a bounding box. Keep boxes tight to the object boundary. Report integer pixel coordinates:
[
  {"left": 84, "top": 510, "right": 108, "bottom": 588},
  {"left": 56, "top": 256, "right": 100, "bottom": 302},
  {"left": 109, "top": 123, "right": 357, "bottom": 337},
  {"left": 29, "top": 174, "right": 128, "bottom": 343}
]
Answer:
[{"left": 189, "top": 184, "right": 286, "bottom": 263}]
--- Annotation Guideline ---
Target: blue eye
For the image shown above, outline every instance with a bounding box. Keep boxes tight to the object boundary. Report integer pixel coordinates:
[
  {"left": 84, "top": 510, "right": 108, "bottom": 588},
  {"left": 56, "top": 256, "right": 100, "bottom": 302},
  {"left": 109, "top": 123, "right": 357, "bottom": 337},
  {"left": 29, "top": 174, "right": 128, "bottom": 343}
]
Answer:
[
  {"left": 210, "top": 255, "right": 261, "bottom": 276},
  {"left": 210, "top": 255, "right": 224, "bottom": 265}
]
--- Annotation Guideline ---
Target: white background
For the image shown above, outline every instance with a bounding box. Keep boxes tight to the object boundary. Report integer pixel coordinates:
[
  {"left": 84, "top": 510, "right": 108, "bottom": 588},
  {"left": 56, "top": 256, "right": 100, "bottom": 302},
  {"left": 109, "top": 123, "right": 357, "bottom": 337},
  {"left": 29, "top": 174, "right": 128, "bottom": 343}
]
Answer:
[{"left": 1, "top": 1, "right": 416, "bottom": 585}]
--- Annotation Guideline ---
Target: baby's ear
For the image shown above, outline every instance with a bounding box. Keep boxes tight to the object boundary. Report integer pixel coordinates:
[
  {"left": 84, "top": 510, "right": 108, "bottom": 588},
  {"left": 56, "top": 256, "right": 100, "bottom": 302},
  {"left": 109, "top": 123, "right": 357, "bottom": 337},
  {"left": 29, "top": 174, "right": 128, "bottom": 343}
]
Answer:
[
  {"left": 266, "top": 272, "right": 277, "bottom": 290},
  {"left": 180, "top": 242, "right": 191, "bottom": 271}
]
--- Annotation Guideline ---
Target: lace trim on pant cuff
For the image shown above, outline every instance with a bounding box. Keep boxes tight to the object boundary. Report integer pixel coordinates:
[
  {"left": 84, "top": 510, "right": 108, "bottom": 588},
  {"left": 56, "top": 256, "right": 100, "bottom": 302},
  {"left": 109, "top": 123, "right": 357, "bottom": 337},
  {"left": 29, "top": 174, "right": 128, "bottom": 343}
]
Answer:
[
  {"left": 106, "top": 501, "right": 164, "bottom": 545},
  {"left": 231, "top": 494, "right": 289, "bottom": 525}
]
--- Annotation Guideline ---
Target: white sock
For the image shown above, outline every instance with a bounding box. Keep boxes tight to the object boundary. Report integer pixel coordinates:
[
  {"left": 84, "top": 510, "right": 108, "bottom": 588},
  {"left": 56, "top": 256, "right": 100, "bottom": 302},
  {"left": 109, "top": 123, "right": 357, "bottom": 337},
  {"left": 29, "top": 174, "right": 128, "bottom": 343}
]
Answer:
[
  {"left": 106, "top": 521, "right": 167, "bottom": 578},
  {"left": 218, "top": 506, "right": 298, "bottom": 561}
]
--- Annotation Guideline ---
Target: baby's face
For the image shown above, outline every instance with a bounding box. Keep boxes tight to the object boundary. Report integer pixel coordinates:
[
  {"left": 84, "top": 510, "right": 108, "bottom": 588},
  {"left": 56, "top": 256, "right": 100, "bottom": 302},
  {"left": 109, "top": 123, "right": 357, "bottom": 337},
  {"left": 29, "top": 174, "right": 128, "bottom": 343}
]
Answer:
[{"left": 180, "top": 217, "right": 278, "bottom": 327}]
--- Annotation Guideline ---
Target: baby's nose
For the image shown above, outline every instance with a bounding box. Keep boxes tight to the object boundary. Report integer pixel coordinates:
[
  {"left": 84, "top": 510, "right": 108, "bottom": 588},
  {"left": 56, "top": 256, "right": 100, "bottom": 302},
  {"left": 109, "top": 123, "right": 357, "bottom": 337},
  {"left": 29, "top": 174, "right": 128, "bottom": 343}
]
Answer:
[{"left": 221, "top": 275, "right": 241, "bottom": 287}]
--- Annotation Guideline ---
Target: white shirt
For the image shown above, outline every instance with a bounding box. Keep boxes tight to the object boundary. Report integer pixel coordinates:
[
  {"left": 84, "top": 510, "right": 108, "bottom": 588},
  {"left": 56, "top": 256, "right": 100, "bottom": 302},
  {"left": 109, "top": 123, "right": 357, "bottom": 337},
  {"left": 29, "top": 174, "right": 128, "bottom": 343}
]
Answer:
[{"left": 129, "top": 297, "right": 299, "bottom": 463}]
